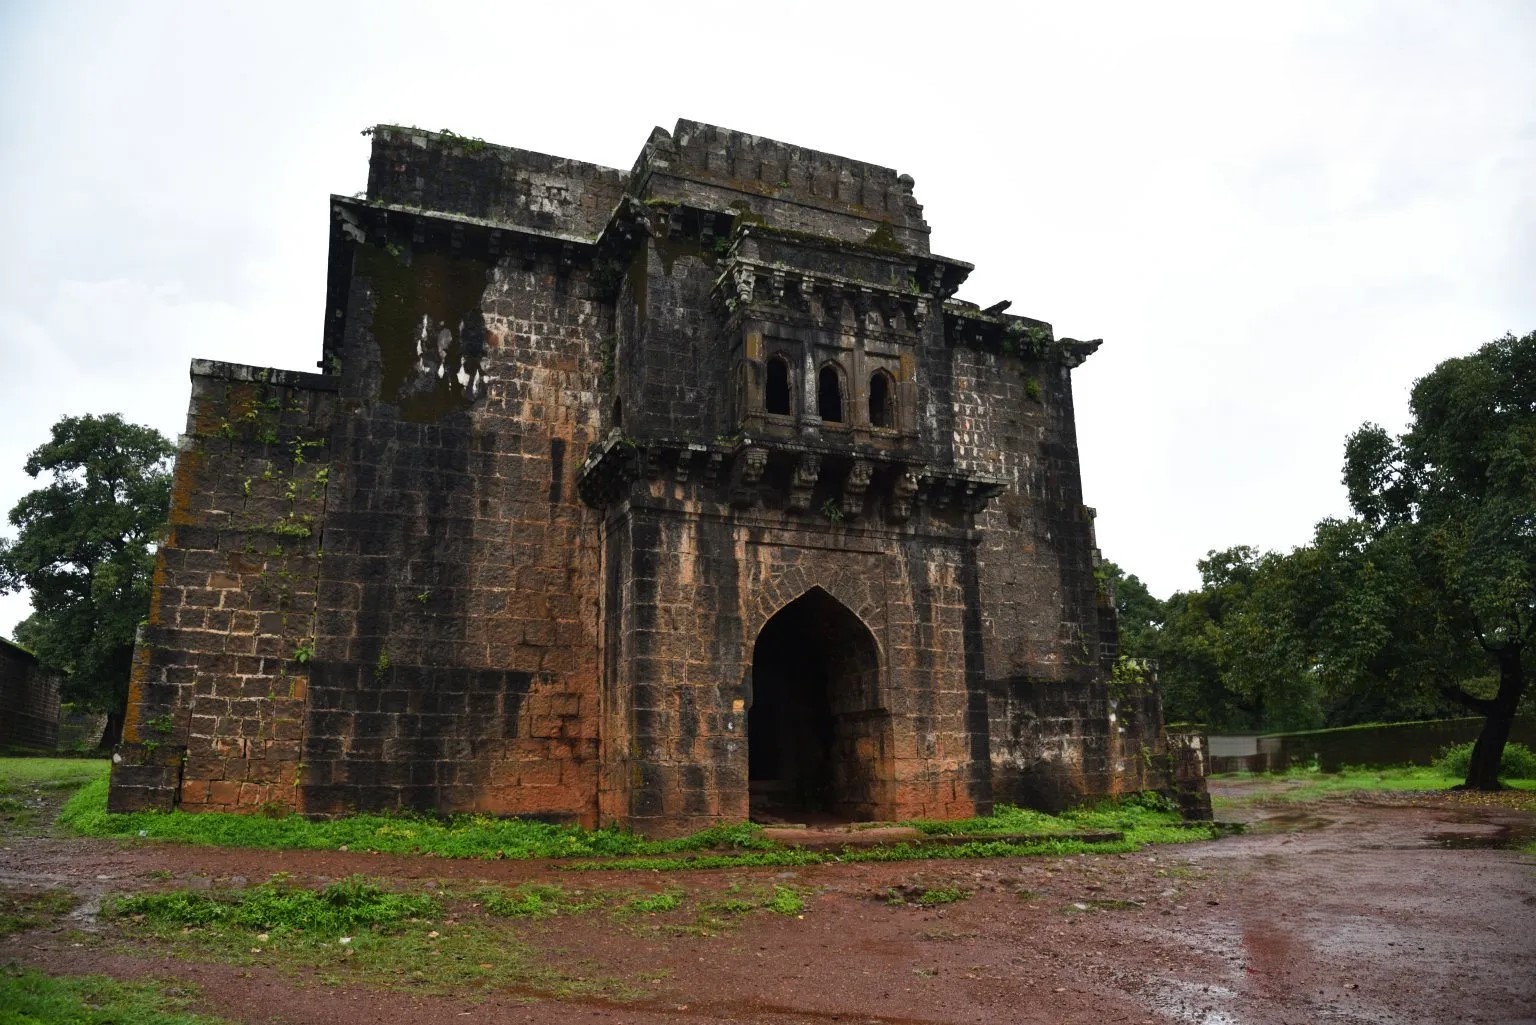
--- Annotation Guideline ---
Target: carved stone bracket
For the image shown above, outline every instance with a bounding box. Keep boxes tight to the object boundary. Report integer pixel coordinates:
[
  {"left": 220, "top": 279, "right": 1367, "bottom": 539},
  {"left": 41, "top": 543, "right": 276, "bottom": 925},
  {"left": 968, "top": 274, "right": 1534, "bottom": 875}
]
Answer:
[
  {"left": 889, "top": 469, "right": 920, "bottom": 524},
  {"left": 1057, "top": 338, "right": 1103, "bottom": 368},
  {"left": 675, "top": 444, "right": 708, "bottom": 484},
  {"left": 843, "top": 459, "right": 874, "bottom": 520},
  {"left": 576, "top": 435, "right": 1008, "bottom": 522},
  {"left": 733, "top": 264, "right": 756, "bottom": 306},
  {"left": 787, "top": 453, "right": 822, "bottom": 513},
  {"left": 729, "top": 446, "right": 768, "bottom": 507},
  {"left": 703, "top": 450, "right": 725, "bottom": 485},
  {"left": 576, "top": 434, "right": 641, "bottom": 508}
]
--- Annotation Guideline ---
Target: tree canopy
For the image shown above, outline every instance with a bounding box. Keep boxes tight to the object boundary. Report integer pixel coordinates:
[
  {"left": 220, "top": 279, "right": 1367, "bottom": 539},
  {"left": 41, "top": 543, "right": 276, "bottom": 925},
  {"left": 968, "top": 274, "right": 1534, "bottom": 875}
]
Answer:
[
  {"left": 0, "top": 414, "right": 174, "bottom": 747},
  {"left": 1342, "top": 330, "right": 1535, "bottom": 787},
  {"left": 1128, "top": 331, "right": 1533, "bottom": 787}
]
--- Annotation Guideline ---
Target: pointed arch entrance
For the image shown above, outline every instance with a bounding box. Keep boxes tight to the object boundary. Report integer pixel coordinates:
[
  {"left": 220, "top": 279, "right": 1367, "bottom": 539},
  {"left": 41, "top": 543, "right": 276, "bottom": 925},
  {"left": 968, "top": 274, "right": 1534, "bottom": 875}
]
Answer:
[{"left": 748, "top": 587, "right": 891, "bottom": 821}]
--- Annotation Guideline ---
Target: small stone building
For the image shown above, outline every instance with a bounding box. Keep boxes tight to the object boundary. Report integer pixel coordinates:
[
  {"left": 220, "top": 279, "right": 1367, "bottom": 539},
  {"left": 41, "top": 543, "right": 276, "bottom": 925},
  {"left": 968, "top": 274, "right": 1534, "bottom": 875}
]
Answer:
[
  {"left": 0, "top": 637, "right": 61, "bottom": 751},
  {"left": 110, "top": 122, "right": 1183, "bottom": 833}
]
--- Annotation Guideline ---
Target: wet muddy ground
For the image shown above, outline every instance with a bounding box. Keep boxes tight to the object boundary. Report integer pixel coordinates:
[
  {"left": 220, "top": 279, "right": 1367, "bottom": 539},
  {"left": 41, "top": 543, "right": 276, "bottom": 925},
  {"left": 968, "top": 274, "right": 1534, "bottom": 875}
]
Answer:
[{"left": 3, "top": 780, "right": 1533, "bottom": 1024}]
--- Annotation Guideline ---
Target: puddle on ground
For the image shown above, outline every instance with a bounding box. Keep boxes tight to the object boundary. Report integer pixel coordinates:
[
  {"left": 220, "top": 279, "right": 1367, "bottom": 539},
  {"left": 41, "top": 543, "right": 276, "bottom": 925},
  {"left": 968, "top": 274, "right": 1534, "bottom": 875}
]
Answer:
[
  {"left": 1247, "top": 811, "right": 1335, "bottom": 834},
  {"left": 1147, "top": 979, "right": 1242, "bottom": 1025},
  {"left": 1422, "top": 825, "right": 1532, "bottom": 850}
]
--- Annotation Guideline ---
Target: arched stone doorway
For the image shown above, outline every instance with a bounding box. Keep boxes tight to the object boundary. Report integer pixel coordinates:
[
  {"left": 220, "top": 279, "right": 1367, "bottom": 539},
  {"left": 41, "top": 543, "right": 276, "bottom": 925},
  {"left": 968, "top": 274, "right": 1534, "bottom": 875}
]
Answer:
[{"left": 748, "top": 587, "right": 890, "bottom": 822}]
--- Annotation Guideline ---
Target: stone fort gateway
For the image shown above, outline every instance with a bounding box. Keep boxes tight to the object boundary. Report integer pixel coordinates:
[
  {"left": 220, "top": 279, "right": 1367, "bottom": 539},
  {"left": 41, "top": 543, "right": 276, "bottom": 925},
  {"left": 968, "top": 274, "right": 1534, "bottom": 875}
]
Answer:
[{"left": 110, "top": 121, "right": 1203, "bottom": 834}]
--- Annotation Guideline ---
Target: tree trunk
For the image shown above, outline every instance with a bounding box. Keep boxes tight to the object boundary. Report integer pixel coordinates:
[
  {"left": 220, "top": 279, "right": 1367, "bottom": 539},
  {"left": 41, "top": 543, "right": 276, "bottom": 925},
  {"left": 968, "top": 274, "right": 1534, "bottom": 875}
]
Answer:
[
  {"left": 1463, "top": 647, "right": 1525, "bottom": 790},
  {"left": 99, "top": 707, "right": 126, "bottom": 750}
]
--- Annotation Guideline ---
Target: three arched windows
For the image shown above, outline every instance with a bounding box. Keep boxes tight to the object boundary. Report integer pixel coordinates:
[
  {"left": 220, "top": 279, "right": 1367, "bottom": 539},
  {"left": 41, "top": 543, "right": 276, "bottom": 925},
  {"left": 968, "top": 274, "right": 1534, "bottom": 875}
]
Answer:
[{"left": 761, "top": 357, "right": 896, "bottom": 428}]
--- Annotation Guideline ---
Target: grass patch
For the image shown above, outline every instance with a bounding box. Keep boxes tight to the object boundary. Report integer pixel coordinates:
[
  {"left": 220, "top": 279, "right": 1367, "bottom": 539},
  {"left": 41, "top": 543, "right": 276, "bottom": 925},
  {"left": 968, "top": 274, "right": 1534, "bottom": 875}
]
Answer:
[
  {"left": 61, "top": 777, "right": 775, "bottom": 859},
  {"left": 1212, "top": 766, "right": 1536, "bottom": 808},
  {"left": 886, "top": 885, "right": 968, "bottom": 907},
  {"left": 61, "top": 778, "right": 1212, "bottom": 868},
  {"left": 563, "top": 833, "right": 1190, "bottom": 871},
  {"left": 0, "top": 966, "right": 231, "bottom": 1024},
  {"left": 0, "top": 887, "right": 77, "bottom": 936},
  {"left": 764, "top": 885, "right": 805, "bottom": 915},
  {"left": 108, "top": 875, "right": 436, "bottom": 936},
  {"left": 566, "top": 801, "right": 1215, "bottom": 872},
  {"left": 102, "top": 876, "right": 636, "bottom": 1000},
  {"left": 907, "top": 797, "right": 1207, "bottom": 845},
  {"left": 622, "top": 890, "right": 683, "bottom": 914},
  {"left": 0, "top": 758, "right": 110, "bottom": 833},
  {"left": 699, "top": 883, "right": 805, "bottom": 918},
  {"left": 477, "top": 882, "right": 603, "bottom": 918},
  {"left": 0, "top": 757, "right": 111, "bottom": 793}
]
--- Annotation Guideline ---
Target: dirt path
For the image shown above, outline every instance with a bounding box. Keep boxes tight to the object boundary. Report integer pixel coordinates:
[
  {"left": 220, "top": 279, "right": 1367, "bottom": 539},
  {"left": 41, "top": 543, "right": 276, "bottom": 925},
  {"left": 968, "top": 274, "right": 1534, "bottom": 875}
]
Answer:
[{"left": 3, "top": 785, "right": 1533, "bottom": 1025}]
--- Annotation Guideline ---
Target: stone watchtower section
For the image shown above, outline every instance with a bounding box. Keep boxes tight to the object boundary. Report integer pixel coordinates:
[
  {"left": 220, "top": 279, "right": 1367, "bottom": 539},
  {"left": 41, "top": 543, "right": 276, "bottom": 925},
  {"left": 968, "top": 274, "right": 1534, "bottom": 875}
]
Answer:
[{"left": 110, "top": 121, "right": 1189, "bottom": 829}]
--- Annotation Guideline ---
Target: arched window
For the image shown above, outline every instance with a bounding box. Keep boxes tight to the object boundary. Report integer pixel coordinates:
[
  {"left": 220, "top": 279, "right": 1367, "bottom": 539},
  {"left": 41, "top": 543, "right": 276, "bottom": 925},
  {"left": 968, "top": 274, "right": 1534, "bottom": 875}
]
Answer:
[
  {"left": 818, "top": 364, "right": 845, "bottom": 423},
  {"left": 611, "top": 396, "right": 623, "bottom": 428},
  {"left": 868, "top": 370, "right": 894, "bottom": 428},
  {"left": 766, "top": 356, "right": 792, "bottom": 415}
]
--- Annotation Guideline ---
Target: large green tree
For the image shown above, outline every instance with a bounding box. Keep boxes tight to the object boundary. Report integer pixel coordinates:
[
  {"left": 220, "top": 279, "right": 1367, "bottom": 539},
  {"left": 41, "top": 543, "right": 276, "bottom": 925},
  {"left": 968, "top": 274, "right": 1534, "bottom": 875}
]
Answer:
[
  {"left": 1155, "top": 546, "right": 1324, "bottom": 732},
  {"left": 1344, "top": 331, "right": 1536, "bottom": 789},
  {"left": 0, "top": 414, "right": 173, "bottom": 748},
  {"left": 1150, "top": 528, "right": 1460, "bottom": 733},
  {"left": 1100, "top": 560, "right": 1163, "bottom": 659}
]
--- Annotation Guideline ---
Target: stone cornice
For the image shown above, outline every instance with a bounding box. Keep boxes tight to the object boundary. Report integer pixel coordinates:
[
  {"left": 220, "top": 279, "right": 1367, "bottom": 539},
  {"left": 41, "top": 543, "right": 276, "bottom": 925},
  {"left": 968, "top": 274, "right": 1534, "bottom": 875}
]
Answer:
[
  {"left": 578, "top": 432, "right": 1007, "bottom": 522},
  {"left": 943, "top": 302, "right": 1103, "bottom": 367}
]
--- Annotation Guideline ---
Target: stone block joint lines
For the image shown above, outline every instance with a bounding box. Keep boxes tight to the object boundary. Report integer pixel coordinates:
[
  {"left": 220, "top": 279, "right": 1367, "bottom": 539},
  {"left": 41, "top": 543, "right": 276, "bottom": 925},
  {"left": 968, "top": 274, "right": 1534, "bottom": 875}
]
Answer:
[{"left": 109, "top": 120, "right": 1204, "bottom": 833}]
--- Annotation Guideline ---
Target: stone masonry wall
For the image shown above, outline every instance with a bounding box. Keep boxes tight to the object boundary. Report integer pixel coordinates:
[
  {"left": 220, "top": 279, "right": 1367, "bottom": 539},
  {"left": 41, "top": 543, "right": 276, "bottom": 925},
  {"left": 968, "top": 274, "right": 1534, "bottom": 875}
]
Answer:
[
  {"left": 0, "top": 639, "right": 60, "bottom": 751},
  {"left": 114, "top": 120, "right": 1187, "bottom": 831},
  {"left": 948, "top": 341, "right": 1168, "bottom": 809},
  {"left": 112, "top": 360, "right": 336, "bottom": 813},
  {"left": 634, "top": 121, "right": 932, "bottom": 252},
  {"left": 605, "top": 496, "right": 991, "bottom": 836},
  {"left": 367, "top": 126, "right": 627, "bottom": 241},
  {"left": 297, "top": 236, "right": 608, "bottom": 822}
]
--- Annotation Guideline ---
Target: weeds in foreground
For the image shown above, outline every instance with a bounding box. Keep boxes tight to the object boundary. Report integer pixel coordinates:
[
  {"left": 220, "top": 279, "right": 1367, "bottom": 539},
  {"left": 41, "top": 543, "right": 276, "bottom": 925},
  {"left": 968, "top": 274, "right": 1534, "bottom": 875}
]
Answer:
[
  {"left": 108, "top": 875, "right": 436, "bottom": 936},
  {"left": 886, "top": 885, "right": 968, "bottom": 907},
  {"left": 103, "top": 876, "right": 636, "bottom": 1000},
  {"left": 101, "top": 874, "right": 816, "bottom": 997},
  {"left": 0, "top": 967, "right": 231, "bottom": 1024},
  {"left": 60, "top": 779, "right": 1212, "bottom": 866},
  {"left": 563, "top": 825, "right": 1216, "bottom": 872},
  {"left": 622, "top": 890, "right": 684, "bottom": 914},
  {"left": 0, "top": 758, "right": 111, "bottom": 793},
  {"left": 477, "top": 882, "right": 603, "bottom": 918},
  {"left": 1435, "top": 741, "right": 1536, "bottom": 780},
  {"left": 61, "top": 777, "right": 779, "bottom": 860},
  {"left": 1212, "top": 766, "right": 1536, "bottom": 811},
  {"left": 0, "top": 887, "right": 77, "bottom": 936},
  {"left": 0, "top": 758, "right": 111, "bottom": 832}
]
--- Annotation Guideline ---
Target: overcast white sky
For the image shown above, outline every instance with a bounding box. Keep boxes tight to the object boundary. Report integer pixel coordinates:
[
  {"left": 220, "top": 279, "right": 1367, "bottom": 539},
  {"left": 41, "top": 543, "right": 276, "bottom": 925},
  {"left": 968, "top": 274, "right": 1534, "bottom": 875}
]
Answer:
[{"left": 2, "top": 1, "right": 1533, "bottom": 640}]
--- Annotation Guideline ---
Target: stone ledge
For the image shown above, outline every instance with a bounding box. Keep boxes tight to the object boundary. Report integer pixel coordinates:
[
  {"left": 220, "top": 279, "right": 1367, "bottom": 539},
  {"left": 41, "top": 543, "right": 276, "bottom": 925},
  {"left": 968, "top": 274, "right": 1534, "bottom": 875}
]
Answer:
[{"left": 189, "top": 359, "right": 338, "bottom": 392}]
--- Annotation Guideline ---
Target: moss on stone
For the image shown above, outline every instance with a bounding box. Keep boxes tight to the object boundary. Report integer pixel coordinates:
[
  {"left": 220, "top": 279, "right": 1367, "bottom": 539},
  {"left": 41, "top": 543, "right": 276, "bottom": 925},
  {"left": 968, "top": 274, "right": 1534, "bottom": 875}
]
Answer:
[{"left": 355, "top": 244, "right": 491, "bottom": 423}]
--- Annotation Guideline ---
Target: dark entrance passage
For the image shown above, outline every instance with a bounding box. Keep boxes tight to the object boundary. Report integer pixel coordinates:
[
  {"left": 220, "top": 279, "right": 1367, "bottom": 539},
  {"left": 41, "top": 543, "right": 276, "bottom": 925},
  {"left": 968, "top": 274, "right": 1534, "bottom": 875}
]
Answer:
[{"left": 748, "top": 587, "right": 889, "bottom": 822}]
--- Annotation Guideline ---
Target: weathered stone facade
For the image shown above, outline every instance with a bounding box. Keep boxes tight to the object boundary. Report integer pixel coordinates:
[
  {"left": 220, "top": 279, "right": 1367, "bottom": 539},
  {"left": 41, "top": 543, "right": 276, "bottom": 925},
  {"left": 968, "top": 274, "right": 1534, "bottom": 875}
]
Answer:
[
  {"left": 0, "top": 638, "right": 61, "bottom": 751},
  {"left": 110, "top": 122, "right": 1192, "bottom": 832}
]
